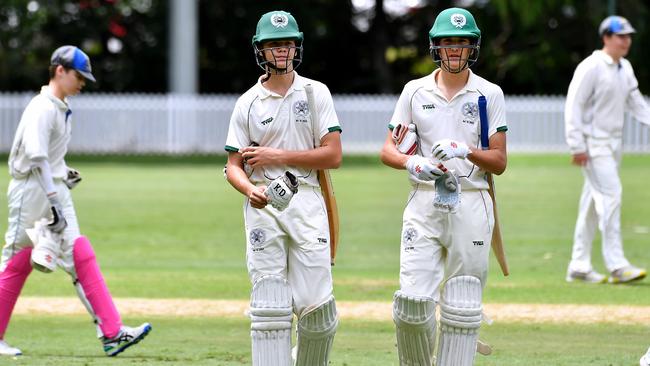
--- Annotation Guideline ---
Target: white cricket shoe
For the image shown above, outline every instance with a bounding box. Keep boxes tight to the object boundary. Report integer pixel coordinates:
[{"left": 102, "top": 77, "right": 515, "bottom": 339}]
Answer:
[
  {"left": 640, "top": 346, "right": 650, "bottom": 366},
  {"left": 0, "top": 340, "right": 21, "bottom": 356},
  {"left": 565, "top": 269, "right": 607, "bottom": 284},
  {"left": 102, "top": 323, "right": 152, "bottom": 357},
  {"left": 609, "top": 265, "right": 647, "bottom": 284}
]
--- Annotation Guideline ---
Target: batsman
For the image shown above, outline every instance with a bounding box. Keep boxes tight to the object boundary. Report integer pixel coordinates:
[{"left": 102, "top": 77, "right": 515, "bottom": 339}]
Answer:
[
  {"left": 224, "top": 10, "right": 342, "bottom": 366},
  {"left": 0, "top": 46, "right": 151, "bottom": 357},
  {"left": 380, "top": 8, "right": 507, "bottom": 366}
]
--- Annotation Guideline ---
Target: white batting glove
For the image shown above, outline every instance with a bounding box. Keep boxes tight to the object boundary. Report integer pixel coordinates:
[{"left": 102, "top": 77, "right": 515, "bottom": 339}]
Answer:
[
  {"left": 392, "top": 123, "right": 418, "bottom": 155},
  {"left": 47, "top": 194, "right": 67, "bottom": 233},
  {"left": 432, "top": 139, "right": 471, "bottom": 161},
  {"left": 264, "top": 171, "right": 299, "bottom": 211},
  {"left": 405, "top": 156, "right": 446, "bottom": 181},
  {"left": 64, "top": 167, "right": 82, "bottom": 189}
]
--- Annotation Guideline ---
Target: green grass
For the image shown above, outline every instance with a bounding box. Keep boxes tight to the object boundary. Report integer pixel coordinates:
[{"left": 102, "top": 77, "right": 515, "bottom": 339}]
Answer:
[
  {"left": 4, "top": 315, "right": 649, "bottom": 365},
  {"left": 3, "top": 154, "right": 648, "bottom": 304},
  {"left": 1, "top": 154, "right": 650, "bottom": 364}
]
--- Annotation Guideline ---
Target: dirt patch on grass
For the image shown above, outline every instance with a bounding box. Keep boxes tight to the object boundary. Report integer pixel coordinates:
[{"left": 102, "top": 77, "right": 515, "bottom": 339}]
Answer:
[{"left": 14, "top": 297, "right": 650, "bottom": 324}]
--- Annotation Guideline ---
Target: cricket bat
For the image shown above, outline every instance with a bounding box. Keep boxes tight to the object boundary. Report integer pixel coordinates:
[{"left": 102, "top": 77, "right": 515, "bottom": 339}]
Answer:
[
  {"left": 486, "top": 173, "right": 509, "bottom": 276},
  {"left": 305, "top": 84, "right": 340, "bottom": 265},
  {"left": 478, "top": 95, "right": 509, "bottom": 276}
]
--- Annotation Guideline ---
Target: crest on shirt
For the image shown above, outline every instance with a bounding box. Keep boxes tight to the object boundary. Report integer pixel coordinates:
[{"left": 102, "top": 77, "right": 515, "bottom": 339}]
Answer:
[
  {"left": 270, "top": 13, "right": 289, "bottom": 28},
  {"left": 450, "top": 13, "right": 467, "bottom": 28},
  {"left": 249, "top": 228, "right": 266, "bottom": 251},
  {"left": 461, "top": 101, "right": 478, "bottom": 125},
  {"left": 293, "top": 100, "right": 310, "bottom": 123}
]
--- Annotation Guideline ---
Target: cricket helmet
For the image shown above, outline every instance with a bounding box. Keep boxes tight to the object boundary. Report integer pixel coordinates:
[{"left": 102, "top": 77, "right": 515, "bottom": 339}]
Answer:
[
  {"left": 428, "top": 8, "right": 481, "bottom": 73},
  {"left": 252, "top": 11, "right": 304, "bottom": 73}
]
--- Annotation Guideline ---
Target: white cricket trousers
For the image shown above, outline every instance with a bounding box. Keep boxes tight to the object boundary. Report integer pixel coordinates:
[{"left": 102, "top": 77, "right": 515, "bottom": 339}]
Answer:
[
  {"left": 398, "top": 187, "right": 494, "bottom": 301},
  {"left": 244, "top": 185, "right": 333, "bottom": 317},
  {"left": 2, "top": 175, "right": 81, "bottom": 274},
  {"left": 569, "top": 138, "right": 630, "bottom": 273}
]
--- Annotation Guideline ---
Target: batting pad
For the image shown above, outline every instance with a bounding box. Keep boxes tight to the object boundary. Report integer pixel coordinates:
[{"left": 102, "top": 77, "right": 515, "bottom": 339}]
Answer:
[
  {"left": 250, "top": 275, "right": 293, "bottom": 366},
  {"left": 392, "top": 291, "right": 436, "bottom": 366},
  {"left": 436, "top": 275, "right": 483, "bottom": 366},
  {"left": 295, "top": 295, "right": 338, "bottom": 366}
]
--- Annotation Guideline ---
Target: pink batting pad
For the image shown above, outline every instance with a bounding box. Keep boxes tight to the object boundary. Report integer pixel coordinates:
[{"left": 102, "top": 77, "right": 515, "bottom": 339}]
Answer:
[
  {"left": 0, "top": 248, "right": 33, "bottom": 339},
  {"left": 73, "top": 236, "right": 122, "bottom": 339}
]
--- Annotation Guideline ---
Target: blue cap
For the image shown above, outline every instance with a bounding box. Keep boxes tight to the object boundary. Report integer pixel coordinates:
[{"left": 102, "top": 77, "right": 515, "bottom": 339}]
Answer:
[
  {"left": 50, "top": 45, "right": 96, "bottom": 82},
  {"left": 599, "top": 15, "right": 636, "bottom": 36}
]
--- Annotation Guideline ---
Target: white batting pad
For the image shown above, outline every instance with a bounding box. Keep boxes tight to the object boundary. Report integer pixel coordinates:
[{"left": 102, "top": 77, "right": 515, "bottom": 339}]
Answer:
[
  {"left": 295, "top": 295, "right": 338, "bottom": 366},
  {"left": 436, "top": 275, "right": 483, "bottom": 366},
  {"left": 250, "top": 275, "right": 293, "bottom": 366},
  {"left": 392, "top": 291, "right": 436, "bottom": 366}
]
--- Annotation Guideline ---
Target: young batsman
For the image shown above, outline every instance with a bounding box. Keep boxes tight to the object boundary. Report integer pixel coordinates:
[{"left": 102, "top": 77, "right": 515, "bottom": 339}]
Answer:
[
  {"left": 380, "top": 8, "right": 507, "bottom": 366},
  {"left": 0, "top": 46, "right": 151, "bottom": 357},
  {"left": 564, "top": 15, "right": 650, "bottom": 284},
  {"left": 224, "top": 10, "right": 342, "bottom": 366}
]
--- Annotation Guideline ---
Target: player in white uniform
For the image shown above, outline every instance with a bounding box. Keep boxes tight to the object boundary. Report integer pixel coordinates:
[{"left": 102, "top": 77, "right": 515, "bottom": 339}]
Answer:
[
  {"left": 380, "top": 8, "right": 507, "bottom": 366},
  {"left": 565, "top": 15, "right": 650, "bottom": 284},
  {"left": 224, "top": 11, "right": 341, "bottom": 366},
  {"left": 0, "top": 46, "right": 151, "bottom": 357}
]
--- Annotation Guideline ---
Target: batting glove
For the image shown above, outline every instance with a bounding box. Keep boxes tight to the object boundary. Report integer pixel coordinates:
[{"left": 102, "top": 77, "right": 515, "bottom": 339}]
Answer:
[
  {"left": 392, "top": 123, "right": 418, "bottom": 155},
  {"left": 47, "top": 194, "right": 67, "bottom": 233},
  {"left": 265, "top": 171, "right": 299, "bottom": 211},
  {"left": 405, "top": 156, "right": 446, "bottom": 181},
  {"left": 64, "top": 167, "right": 82, "bottom": 189},
  {"left": 432, "top": 139, "right": 471, "bottom": 161}
]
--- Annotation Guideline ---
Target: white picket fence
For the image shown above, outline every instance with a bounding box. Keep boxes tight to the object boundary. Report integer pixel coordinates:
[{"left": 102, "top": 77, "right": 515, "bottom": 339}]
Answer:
[{"left": 1, "top": 93, "right": 648, "bottom": 154}]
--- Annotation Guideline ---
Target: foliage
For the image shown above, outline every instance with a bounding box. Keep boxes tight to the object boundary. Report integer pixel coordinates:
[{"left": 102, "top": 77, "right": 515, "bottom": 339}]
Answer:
[{"left": 0, "top": 1, "right": 648, "bottom": 94}]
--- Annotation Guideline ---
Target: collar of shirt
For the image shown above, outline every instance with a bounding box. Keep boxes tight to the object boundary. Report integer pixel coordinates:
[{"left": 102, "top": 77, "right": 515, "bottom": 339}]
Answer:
[
  {"left": 425, "top": 68, "right": 481, "bottom": 99},
  {"left": 254, "top": 72, "right": 304, "bottom": 100},
  {"left": 40, "top": 85, "right": 69, "bottom": 111},
  {"left": 593, "top": 49, "right": 619, "bottom": 66}
]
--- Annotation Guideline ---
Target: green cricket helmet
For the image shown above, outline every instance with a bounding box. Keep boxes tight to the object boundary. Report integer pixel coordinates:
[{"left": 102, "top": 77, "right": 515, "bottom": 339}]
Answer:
[
  {"left": 252, "top": 11, "right": 304, "bottom": 74},
  {"left": 428, "top": 8, "right": 481, "bottom": 73}
]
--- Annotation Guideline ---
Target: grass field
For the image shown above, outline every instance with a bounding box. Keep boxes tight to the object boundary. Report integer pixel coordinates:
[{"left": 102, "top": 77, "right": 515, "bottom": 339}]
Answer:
[{"left": 1, "top": 154, "right": 649, "bottom": 365}]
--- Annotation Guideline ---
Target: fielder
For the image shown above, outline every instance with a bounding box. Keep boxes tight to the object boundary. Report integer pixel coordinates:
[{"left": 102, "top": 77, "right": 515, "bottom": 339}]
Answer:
[
  {"left": 0, "top": 46, "right": 151, "bottom": 357},
  {"left": 565, "top": 15, "right": 650, "bottom": 284},
  {"left": 380, "top": 8, "right": 507, "bottom": 366},
  {"left": 224, "top": 11, "right": 341, "bottom": 366}
]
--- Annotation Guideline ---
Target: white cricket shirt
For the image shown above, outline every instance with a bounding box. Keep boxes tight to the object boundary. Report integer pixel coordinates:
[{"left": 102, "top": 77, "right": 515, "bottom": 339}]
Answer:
[
  {"left": 225, "top": 73, "right": 342, "bottom": 187},
  {"left": 8, "top": 86, "right": 71, "bottom": 179},
  {"left": 565, "top": 50, "right": 650, "bottom": 154},
  {"left": 389, "top": 69, "right": 508, "bottom": 190}
]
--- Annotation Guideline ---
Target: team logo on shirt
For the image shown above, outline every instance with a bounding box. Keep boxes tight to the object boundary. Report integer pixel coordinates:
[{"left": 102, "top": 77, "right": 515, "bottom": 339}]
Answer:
[
  {"left": 270, "top": 13, "right": 289, "bottom": 28},
  {"left": 450, "top": 13, "right": 467, "bottom": 28},
  {"left": 293, "top": 100, "right": 309, "bottom": 123},
  {"left": 461, "top": 102, "right": 478, "bottom": 125},
  {"left": 249, "top": 228, "right": 266, "bottom": 252}
]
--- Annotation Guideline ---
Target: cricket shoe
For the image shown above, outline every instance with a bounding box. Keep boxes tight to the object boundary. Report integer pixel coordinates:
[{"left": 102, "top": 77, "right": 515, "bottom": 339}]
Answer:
[
  {"left": 609, "top": 265, "right": 647, "bottom": 284},
  {"left": 103, "top": 323, "right": 152, "bottom": 356},
  {"left": 641, "top": 346, "right": 650, "bottom": 366},
  {"left": 565, "top": 269, "right": 607, "bottom": 283},
  {"left": 0, "top": 340, "right": 21, "bottom": 356}
]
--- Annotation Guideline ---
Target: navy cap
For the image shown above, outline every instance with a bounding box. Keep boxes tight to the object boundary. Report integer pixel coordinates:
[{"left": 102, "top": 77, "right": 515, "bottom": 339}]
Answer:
[
  {"left": 50, "top": 46, "right": 96, "bottom": 82},
  {"left": 599, "top": 15, "right": 636, "bottom": 36}
]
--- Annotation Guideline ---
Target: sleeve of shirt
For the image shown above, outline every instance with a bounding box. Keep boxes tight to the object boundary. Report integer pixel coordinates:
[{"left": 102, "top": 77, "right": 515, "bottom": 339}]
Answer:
[
  {"left": 625, "top": 64, "right": 650, "bottom": 127},
  {"left": 21, "top": 102, "right": 54, "bottom": 161},
  {"left": 224, "top": 98, "right": 251, "bottom": 153},
  {"left": 389, "top": 85, "right": 412, "bottom": 131},
  {"left": 316, "top": 83, "right": 342, "bottom": 140},
  {"left": 487, "top": 86, "right": 507, "bottom": 136},
  {"left": 565, "top": 61, "right": 596, "bottom": 154}
]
